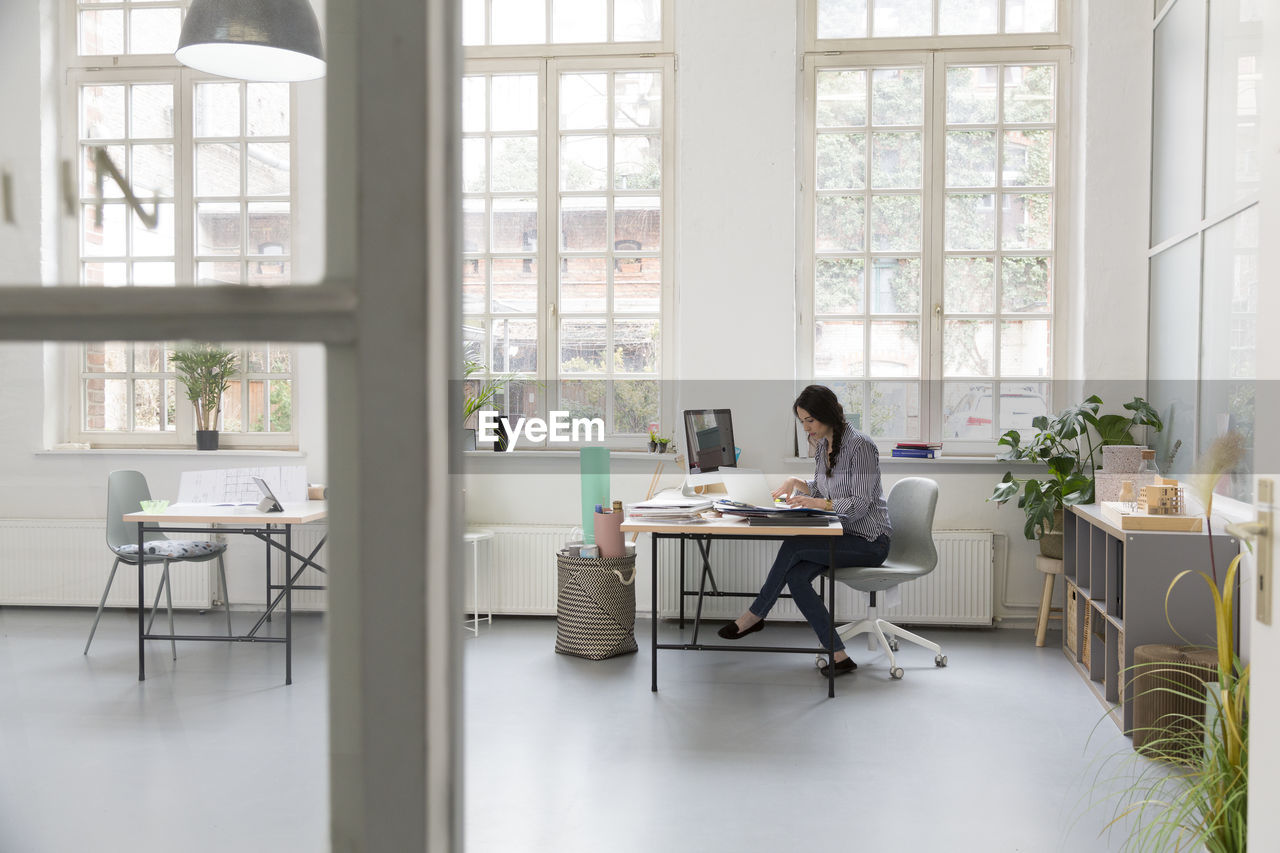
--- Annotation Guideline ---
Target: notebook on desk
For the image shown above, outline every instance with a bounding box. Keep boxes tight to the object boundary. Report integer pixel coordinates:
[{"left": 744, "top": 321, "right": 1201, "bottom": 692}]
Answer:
[{"left": 747, "top": 515, "right": 835, "bottom": 527}]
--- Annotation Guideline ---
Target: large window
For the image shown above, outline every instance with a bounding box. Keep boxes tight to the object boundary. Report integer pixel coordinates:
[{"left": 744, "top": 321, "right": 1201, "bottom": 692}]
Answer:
[
  {"left": 463, "top": 4, "right": 672, "bottom": 444},
  {"left": 801, "top": 0, "right": 1066, "bottom": 447},
  {"left": 65, "top": 1, "right": 297, "bottom": 447}
]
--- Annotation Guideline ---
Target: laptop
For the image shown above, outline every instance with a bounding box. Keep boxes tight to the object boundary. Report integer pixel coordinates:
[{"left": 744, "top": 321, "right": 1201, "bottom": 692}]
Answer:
[
  {"left": 253, "top": 476, "right": 285, "bottom": 513},
  {"left": 717, "top": 468, "right": 781, "bottom": 508}
]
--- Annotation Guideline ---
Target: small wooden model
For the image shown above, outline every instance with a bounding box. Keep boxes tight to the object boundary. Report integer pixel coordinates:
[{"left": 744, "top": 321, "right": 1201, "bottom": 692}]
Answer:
[{"left": 1138, "top": 483, "right": 1184, "bottom": 515}]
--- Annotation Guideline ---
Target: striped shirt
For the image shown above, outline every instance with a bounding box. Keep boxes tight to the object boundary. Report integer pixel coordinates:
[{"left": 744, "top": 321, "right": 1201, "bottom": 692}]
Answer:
[{"left": 806, "top": 424, "right": 891, "bottom": 541}]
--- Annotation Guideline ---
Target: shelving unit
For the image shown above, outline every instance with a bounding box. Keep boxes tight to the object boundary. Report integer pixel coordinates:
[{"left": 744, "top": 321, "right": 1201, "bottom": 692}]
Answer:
[{"left": 1061, "top": 503, "right": 1238, "bottom": 732}]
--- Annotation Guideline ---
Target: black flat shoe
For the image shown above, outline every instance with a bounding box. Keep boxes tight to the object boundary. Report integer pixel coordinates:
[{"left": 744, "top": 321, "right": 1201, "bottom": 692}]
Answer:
[
  {"left": 819, "top": 657, "right": 857, "bottom": 677},
  {"left": 717, "top": 619, "right": 765, "bottom": 640}
]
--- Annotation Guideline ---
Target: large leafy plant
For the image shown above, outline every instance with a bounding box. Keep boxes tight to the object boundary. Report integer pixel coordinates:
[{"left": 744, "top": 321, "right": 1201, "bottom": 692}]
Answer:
[
  {"left": 990, "top": 395, "right": 1163, "bottom": 541},
  {"left": 462, "top": 359, "right": 507, "bottom": 424},
  {"left": 169, "top": 344, "right": 238, "bottom": 432}
]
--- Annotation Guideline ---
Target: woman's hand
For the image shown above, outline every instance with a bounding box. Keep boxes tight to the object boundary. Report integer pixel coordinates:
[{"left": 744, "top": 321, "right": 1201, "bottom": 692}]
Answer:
[
  {"left": 772, "top": 478, "right": 809, "bottom": 500},
  {"left": 784, "top": 494, "right": 829, "bottom": 510}
]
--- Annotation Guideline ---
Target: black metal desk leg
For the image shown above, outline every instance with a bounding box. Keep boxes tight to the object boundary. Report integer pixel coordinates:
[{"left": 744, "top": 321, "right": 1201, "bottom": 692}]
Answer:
[
  {"left": 137, "top": 521, "right": 145, "bottom": 681},
  {"left": 678, "top": 535, "right": 685, "bottom": 628},
  {"left": 651, "top": 532, "right": 658, "bottom": 692},
  {"left": 827, "top": 539, "right": 835, "bottom": 699},
  {"left": 285, "top": 524, "right": 293, "bottom": 685},
  {"left": 265, "top": 523, "right": 273, "bottom": 622}
]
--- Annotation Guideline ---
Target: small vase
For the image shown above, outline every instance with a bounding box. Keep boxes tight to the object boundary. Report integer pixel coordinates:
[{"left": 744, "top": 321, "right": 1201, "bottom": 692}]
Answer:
[{"left": 196, "top": 430, "right": 219, "bottom": 451}]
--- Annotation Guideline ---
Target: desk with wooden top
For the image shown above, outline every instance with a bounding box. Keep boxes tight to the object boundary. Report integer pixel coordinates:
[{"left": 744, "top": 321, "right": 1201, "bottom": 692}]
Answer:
[
  {"left": 619, "top": 516, "right": 846, "bottom": 697},
  {"left": 122, "top": 501, "right": 328, "bottom": 684}
]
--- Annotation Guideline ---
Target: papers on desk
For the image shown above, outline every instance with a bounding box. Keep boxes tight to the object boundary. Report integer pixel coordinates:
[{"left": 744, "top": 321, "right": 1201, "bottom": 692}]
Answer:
[
  {"left": 713, "top": 499, "right": 841, "bottom": 519},
  {"left": 178, "top": 465, "right": 307, "bottom": 505},
  {"left": 627, "top": 494, "right": 714, "bottom": 521}
]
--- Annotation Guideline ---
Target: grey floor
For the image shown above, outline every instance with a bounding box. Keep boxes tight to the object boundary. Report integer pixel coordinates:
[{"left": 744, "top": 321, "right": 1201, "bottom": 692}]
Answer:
[{"left": 0, "top": 608, "right": 1160, "bottom": 852}]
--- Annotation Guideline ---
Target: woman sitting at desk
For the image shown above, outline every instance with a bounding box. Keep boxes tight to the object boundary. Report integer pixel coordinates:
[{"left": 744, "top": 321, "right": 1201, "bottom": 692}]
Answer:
[{"left": 717, "top": 384, "right": 891, "bottom": 677}]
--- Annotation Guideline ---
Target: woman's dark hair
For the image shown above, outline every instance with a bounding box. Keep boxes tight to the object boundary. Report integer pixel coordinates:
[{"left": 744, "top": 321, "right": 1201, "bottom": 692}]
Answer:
[{"left": 793, "top": 384, "right": 846, "bottom": 476}]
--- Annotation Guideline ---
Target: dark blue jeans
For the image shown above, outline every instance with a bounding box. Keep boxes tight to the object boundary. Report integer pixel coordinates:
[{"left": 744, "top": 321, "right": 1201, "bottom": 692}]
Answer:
[{"left": 749, "top": 533, "right": 891, "bottom": 652}]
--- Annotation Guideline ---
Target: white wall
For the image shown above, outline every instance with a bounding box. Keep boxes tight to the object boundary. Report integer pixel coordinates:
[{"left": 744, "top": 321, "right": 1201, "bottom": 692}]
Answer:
[{"left": 0, "top": 0, "right": 1158, "bottom": 623}]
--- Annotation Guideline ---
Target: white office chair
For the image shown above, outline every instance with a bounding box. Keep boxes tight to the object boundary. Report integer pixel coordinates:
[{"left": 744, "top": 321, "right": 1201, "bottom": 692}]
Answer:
[
  {"left": 84, "top": 470, "right": 232, "bottom": 659},
  {"left": 826, "top": 477, "right": 947, "bottom": 679}
]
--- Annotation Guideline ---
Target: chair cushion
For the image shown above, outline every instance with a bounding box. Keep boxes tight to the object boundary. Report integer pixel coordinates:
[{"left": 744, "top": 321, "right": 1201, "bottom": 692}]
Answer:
[
  {"left": 833, "top": 560, "right": 929, "bottom": 592},
  {"left": 113, "top": 540, "right": 225, "bottom": 560}
]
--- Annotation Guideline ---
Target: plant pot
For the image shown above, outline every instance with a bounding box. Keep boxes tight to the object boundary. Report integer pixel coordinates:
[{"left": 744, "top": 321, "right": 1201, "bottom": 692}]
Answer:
[
  {"left": 657, "top": 443, "right": 669, "bottom": 454},
  {"left": 196, "top": 430, "right": 219, "bottom": 451},
  {"left": 648, "top": 441, "right": 658, "bottom": 452},
  {"left": 463, "top": 428, "right": 477, "bottom": 451},
  {"left": 1038, "top": 508, "right": 1065, "bottom": 559}
]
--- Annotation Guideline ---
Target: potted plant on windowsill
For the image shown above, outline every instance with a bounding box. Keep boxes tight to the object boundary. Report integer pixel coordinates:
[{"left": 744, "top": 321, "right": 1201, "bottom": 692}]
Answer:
[
  {"left": 989, "top": 395, "right": 1163, "bottom": 558},
  {"left": 656, "top": 435, "right": 671, "bottom": 454},
  {"left": 169, "top": 343, "right": 239, "bottom": 451},
  {"left": 463, "top": 359, "right": 510, "bottom": 451},
  {"left": 648, "top": 429, "right": 659, "bottom": 452}
]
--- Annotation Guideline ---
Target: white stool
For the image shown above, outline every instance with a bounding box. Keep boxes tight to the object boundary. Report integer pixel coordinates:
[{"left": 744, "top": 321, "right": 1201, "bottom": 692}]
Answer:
[
  {"left": 464, "top": 529, "right": 495, "bottom": 636},
  {"left": 1035, "top": 554, "right": 1064, "bottom": 647}
]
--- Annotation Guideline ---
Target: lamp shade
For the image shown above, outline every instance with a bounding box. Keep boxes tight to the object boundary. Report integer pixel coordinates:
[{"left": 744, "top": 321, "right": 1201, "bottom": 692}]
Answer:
[{"left": 175, "top": 0, "right": 326, "bottom": 82}]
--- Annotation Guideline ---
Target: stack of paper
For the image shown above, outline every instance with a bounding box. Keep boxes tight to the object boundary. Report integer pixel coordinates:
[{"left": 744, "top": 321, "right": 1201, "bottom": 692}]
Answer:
[{"left": 628, "top": 494, "right": 714, "bottom": 520}]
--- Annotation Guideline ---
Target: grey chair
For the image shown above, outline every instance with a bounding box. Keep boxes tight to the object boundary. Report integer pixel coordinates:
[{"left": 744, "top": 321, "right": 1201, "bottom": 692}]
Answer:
[
  {"left": 83, "top": 470, "right": 232, "bottom": 658},
  {"left": 828, "top": 476, "right": 947, "bottom": 679}
]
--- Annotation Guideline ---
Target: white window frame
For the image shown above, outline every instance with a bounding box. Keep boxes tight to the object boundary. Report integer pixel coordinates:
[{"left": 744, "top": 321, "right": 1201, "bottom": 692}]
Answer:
[
  {"left": 801, "top": 0, "right": 1073, "bottom": 51},
  {"left": 60, "top": 18, "right": 301, "bottom": 449},
  {"left": 464, "top": 39, "right": 674, "bottom": 447},
  {"left": 798, "top": 45, "right": 1071, "bottom": 452}
]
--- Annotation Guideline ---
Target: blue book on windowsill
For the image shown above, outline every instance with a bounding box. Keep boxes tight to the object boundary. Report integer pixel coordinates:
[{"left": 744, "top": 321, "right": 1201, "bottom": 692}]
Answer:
[{"left": 891, "top": 447, "right": 936, "bottom": 459}]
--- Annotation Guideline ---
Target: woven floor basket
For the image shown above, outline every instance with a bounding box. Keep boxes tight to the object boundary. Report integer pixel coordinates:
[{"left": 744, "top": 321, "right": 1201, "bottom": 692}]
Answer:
[
  {"left": 555, "top": 551, "right": 638, "bottom": 660},
  {"left": 1130, "top": 643, "right": 1219, "bottom": 759}
]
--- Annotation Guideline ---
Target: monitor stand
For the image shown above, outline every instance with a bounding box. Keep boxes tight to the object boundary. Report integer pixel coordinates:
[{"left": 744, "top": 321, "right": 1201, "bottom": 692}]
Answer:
[{"left": 682, "top": 472, "right": 727, "bottom": 498}]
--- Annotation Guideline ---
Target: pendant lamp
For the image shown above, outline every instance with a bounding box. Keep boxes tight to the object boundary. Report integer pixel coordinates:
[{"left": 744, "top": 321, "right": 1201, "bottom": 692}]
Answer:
[{"left": 175, "top": 0, "right": 326, "bottom": 82}]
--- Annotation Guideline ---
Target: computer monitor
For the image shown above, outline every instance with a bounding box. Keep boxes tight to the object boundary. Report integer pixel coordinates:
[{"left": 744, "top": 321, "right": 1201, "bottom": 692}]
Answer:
[{"left": 683, "top": 409, "right": 736, "bottom": 475}]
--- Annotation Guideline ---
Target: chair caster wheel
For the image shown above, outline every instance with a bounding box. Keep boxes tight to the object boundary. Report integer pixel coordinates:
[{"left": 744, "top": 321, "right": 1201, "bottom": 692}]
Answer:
[
  {"left": 890, "top": 667, "right": 904, "bottom": 680},
  {"left": 888, "top": 639, "right": 899, "bottom": 652},
  {"left": 815, "top": 656, "right": 827, "bottom": 669},
  {"left": 935, "top": 654, "right": 948, "bottom": 667}
]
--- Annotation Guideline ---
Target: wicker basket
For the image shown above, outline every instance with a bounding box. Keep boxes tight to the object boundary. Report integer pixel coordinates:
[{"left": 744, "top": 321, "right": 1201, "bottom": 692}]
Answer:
[{"left": 554, "top": 551, "right": 638, "bottom": 660}]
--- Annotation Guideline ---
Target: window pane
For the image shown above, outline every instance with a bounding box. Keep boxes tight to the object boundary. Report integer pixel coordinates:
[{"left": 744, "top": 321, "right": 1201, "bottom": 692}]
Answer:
[
  {"left": 246, "top": 83, "right": 290, "bottom": 136},
  {"left": 816, "top": 258, "right": 864, "bottom": 314},
  {"left": 560, "top": 379, "right": 606, "bottom": 422},
  {"left": 816, "top": 70, "right": 868, "bottom": 128},
  {"left": 463, "top": 0, "right": 485, "bottom": 45},
  {"left": 462, "top": 137, "right": 486, "bottom": 193},
  {"left": 198, "top": 261, "right": 240, "bottom": 286},
  {"left": 815, "top": 320, "right": 864, "bottom": 376},
  {"left": 132, "top": 203, "right": 174, "bottom": 256},
  {"left": 560, "top": 135, "right": 608, "bottom": 191},
  {"left": 247, "top": 202, "right": 291, "bottom": 256},
  {"left": 870, "top": 132, "right": 921, "bottom": 188},
  {"left": 869, "top": 194, "right": 921, "bottom": 251},
  {"left": 84, "top": 262, "right": 127, "bottom": 287},
  {"left": 491, "top": 75, "right": 539, "bottom": 132},
  {"left": 83, "top": 204, "right": 127, "bottom": 257},
  {"left": 1000, "top": 319, "right": 1050, "bottom": 376},
  {"left": 491, "top": 258, "right": 538, "bottom": 313},
  {"left": 196, "top": 143, "right": 241, "bottom": 196},
  {"left": 197, "top": 202, "right": 242, "bottom": 255},
  {"left": 195, "top": 83, "right": 241, "bottom": 137},
  {"left": 944, "top": 256, "right": 996, "bottom": 313},
  {"left": 939, "top": 0, "right": 998, "bottom": 34},
  {"left": 131, "top": 144, "right": 174, "bottom": 196},
  {"left": 133, "top": 379, "right": 165, "bottom": 430},
  {"left": 868, "top": 257, "right": 920, "bottom": 313},
  {"left": 80, "top": 9, "right": 124, "bottom": 55},
  {"left": 615, "top": 73, "right": 661, "bottom": 129},
  {"left": 82, "top": 145, "right": 126, "bottom": 198},
  {"left": 1000, "top": 193, "right": 1052, "bottom": 250},
  {"left": 946, "top": 131, "right": 997, "bottom": 187},
  {"left": 1002, "top": 129, "right": 1053, "bottom": 187},
  {"left": 491, "top": 136, "right": 538, "bottom": 192},
  {"left": 945, "top": 194, "right": 996, "bottom": 250},
  {"left": 818, "top": 0, "right": 868, "bottom": 39},
  {"left": 614, "top": 256, "right": 660, "bottom": 314},
  {"left": 93, "top": 378, "right": 129, "bottom": 430},
  {"left": 615, "top": 0, "right": 661, "bottom": 41},
  {"left": 613, "top": 381, "right": 660, "bottom": 433},
  {"left": 615, "top": 135, "right": 660, "bottom": 190},
  {"left": 83, "top": 85, "right": 126, "bottom": 140},
  {"left": 946, "top": 66, "right": 998, "bottom": 124},
  {"left": 222, "top": 379, "right": 243, "bottom": 431},
  {"left": 553, "top": 0, "right": 606, "bottom": 42},
  {"left": 268, "top": 380, "right": 293, "bottom": 431},
  {"left": 869, "top": 321, "right": 919, "bottom": 376},
  {"left": 491, "top": 319, "right": 538, "bottom": 373},
  {"left": 943, "top": 382, "right": 994, "bottom": 439},
  {"left": 871, "top": 68, "right": 923, "bottom": 126},
  {"left": 87, "top": 342, "right": 129, "bottom": 373},
  {"left": 872, "top": 0, "right": 931, "bottom": 37},
  {"left": 491, "top": 0, "right": 545, "bottom": 44},
  {"left": 248, "top": 260, "right": 289, "bottom": 286},
  {"left": 613, "top": 197, "right": 660, "bottom": 248},
  {"left": 999, "top": 382, "right": 1049, "bottom": 433},
  {"left": 493, "top": 198, "right": 538, "bottom": 252},
  {"left": 1003, "top": 65, "right": 1056, "bottom": 123},
  {"left": 1001, "top": 256, "right": 1051, "bottom": 312},
  {"left": 1205, "top": 0, "right": 1261, "bottom": 212},
  {"left": 129, "top": 7, "right": 181, "bottom": 54},
  {"left": 561, "top": 74, "right": 608, "bottom": 130},
  {"left": 561, "top": 197, "right": 606, "bottom": 252},
  {"left": 943, "top": 319, "right": 994, "bottom": 376},
  {"left": 816, "top": 132, "right": 866, "bottom": 191},
  {"left": 560, "top": 257, "right": 607, "bottom": 313},
  {"left": 462, "top": 76, "right": 487, "bottom": 132},
  {"left": 1005, "top": 0, "right": 1056, "bottom": 33},
  {"left": 816, "top": 196, "right": 865, "bottom": 252},
  {"left": 462, "top": 258, "right": 487, "bottom": 314},
  {"left": 131, "top": 84, "right": 174, "bottom": 138},
  {"left": 463, "top": 198, "right": 487, "bottom": 255},
  {"left": 246, "top": 143, "right": 290, "bottom": 195},
  {"left": 614, "top": 319, "right": 659, "bottom": 373},
  {"left": 868, "top": 382, "right": 920, "bottom": 439},
  {"left": 133, "top": 261, "right": 174, "bottom": 286},
  {"left": 561, "top": 319, "right": 608, "bottom": 372}
]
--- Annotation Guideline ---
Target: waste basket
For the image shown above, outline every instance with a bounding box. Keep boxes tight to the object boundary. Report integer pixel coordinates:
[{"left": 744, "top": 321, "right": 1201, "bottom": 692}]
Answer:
[{"left": 555, "top": 550, "right": 638, "bottom": 660}]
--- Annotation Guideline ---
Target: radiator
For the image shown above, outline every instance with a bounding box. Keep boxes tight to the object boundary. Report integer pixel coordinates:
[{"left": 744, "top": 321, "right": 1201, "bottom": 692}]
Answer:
[
  {"left": 0, "top": 519, "right": 210, "bottom": 608},
  {"left": 472, "top": 524, "right": 577, "bottom": 615},
  {"left": 656, "top": 530, "right": 994, "bottom": 625}
]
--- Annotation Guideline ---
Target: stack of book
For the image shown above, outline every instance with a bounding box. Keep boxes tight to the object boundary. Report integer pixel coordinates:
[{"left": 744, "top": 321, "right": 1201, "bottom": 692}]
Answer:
[
  {"left": 891, "top": 442, "right": 941, "bottom": 459},
  {"left": 627, "top": 493, "right": 713, "bottom": 521}
]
